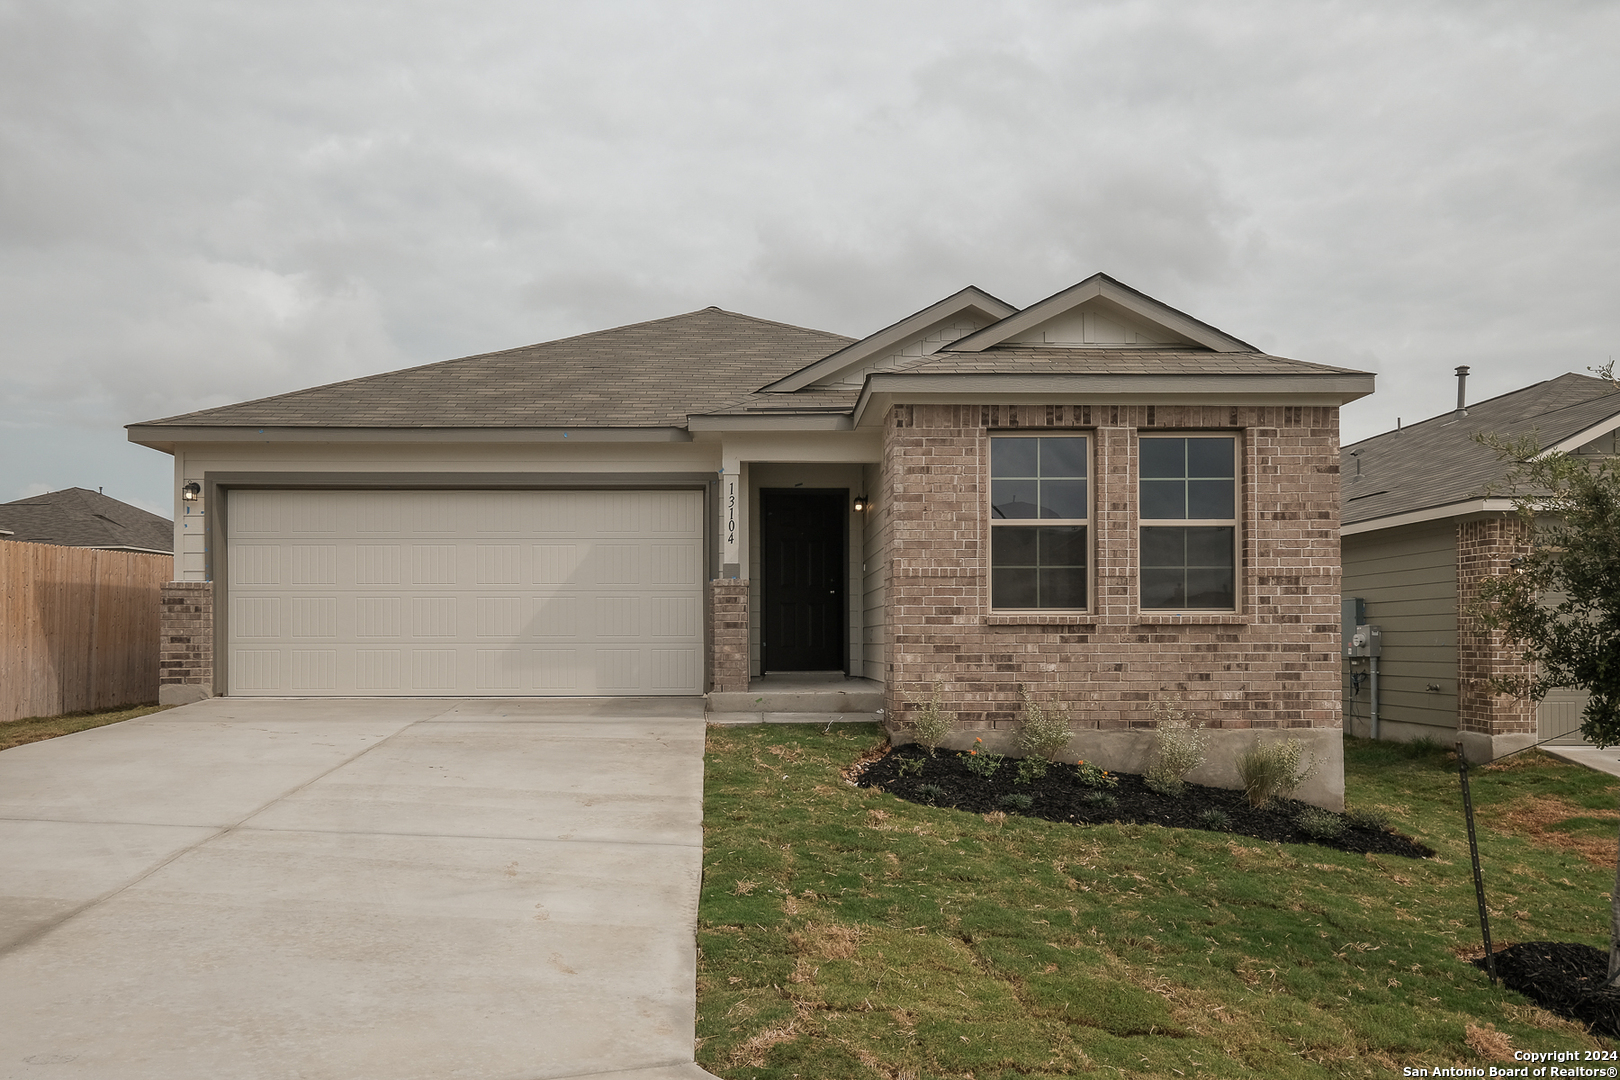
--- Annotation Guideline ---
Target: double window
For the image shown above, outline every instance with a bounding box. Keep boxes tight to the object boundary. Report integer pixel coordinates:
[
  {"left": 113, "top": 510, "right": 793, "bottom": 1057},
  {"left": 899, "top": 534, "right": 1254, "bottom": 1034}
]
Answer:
[
  {"left": 987, "top": 431, "right": 1239, "bottom": 612},
  {"left": 989, "top": 436, "right": 1088, "bottom": 609}
]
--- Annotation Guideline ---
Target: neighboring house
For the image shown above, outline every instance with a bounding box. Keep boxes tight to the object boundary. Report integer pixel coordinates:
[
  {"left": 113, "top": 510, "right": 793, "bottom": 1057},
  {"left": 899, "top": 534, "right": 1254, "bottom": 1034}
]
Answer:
[
  {"left": 1340, "top": 370, "right": 1620, "bottom": 762},
  {"left": 128, "top": 273, "right": 1372, "bottom": 807},
  {"left": 0, "top": 487, "right": 173, "bottom": 554}
]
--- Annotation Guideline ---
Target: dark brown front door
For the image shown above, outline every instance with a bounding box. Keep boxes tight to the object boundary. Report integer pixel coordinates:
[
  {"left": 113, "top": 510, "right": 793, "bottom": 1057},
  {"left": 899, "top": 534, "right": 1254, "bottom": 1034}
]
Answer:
[{"left": 761, "top": 489, "right": 846, "bottom": 672}]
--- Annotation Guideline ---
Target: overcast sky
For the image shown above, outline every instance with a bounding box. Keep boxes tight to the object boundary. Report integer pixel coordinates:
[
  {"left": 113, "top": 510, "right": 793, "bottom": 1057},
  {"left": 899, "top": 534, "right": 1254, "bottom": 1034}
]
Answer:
[{"left": 2, "top": 0, "right": 1616, "bottom": 516}]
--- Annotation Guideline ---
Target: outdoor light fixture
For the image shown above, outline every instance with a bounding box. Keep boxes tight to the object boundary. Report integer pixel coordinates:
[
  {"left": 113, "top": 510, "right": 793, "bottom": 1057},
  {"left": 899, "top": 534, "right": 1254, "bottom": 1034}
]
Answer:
[
  {"left": 182, "top": 482, "right": 201, "bottom": 501},
  {"left": 853, "top": 495, "right": 869, "bottom": 512}
]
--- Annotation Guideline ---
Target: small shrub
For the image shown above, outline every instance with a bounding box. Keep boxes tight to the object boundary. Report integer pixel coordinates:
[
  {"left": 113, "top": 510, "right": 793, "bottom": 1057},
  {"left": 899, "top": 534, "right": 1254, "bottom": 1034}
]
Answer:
[
  {"left": 1296, "top": 806, "right": 1345, "bottom": 840},
  {"left": 961, "top": 738, "right": 1004, "bottom": 779},
  {"left": 909, "top": 683, "right": 956, "bottom": 756},
  {"left": 1144, "top": 775, "right": 1182, "bottom": 798},
  {"left": 1198, "top": 808, "right": 1231, "bottom": 831},
  {"left": 1015, "top": 687, "right": 1074, "bottom": 762},
  {"left": 998, "top": 792, "right": 1035, "bottom": 811},
  {"left": 1404, "top": 736, "right": 1445, "bottom": 757},
  {"left": 915, "top": 783, "right": 948, "bottom": 803},
  {"left": 1238, "top": 738, "right": 1318, "bottom": 808},
  {"left": 1345, "top": 807, "right": 1392, "bottom": 833},
  {"left": 1074, "top": 759, "right": 1118, "bottom": 789},
  {"left": 1145, "top": 695, "right": 1207, "bottom": 796},
  {"left": 895, "top": 756, "right": 924, "bottom": 777},
  {"left": 1014, "top": 756, "right": 1049, "bottom": 785},
  {"left": 1082, "top": 790, "right": 1119, "bottom": 809}
]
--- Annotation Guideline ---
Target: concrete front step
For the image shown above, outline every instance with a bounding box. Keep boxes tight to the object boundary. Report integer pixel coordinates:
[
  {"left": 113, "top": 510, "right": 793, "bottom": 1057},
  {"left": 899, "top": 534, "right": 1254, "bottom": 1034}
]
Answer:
[
  {"left": 706, "top": 711, "right": 883, "bottom": 727},
  {"left": 706, "top": 688, "right": 883, "bottom": 714}
]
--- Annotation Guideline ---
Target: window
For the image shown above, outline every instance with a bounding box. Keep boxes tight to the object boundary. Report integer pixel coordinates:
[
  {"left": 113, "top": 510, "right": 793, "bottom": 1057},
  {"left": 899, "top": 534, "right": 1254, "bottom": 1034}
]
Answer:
[
  {"left": 1139, "top": 435, "right": 1237, "bottom": 609},
  {"left": 990, "top": 435, "right": 1088, "bottom": 609}
]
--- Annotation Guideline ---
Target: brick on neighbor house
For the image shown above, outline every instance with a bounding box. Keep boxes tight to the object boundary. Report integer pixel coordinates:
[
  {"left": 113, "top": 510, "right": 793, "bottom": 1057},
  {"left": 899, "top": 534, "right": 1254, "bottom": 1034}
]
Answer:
[{"left": 1455, "top": 516, "right": 1536, "bottom": 737}]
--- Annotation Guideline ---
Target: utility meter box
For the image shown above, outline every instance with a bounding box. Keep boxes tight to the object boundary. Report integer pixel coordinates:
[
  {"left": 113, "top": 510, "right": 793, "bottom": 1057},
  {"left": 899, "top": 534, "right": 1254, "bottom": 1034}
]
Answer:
[{"left": 1345, "top": 624, "right": 1382, "bottom": 659}]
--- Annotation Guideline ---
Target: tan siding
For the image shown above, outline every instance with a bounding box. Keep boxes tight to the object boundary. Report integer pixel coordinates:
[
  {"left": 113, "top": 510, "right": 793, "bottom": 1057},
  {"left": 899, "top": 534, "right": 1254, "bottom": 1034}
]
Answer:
[
  {"left": 862, "top": 461, "right": 888, "bottom": 687},
  {"left": 1342, "top": 520, "right": 1457, "bottom": 732}
]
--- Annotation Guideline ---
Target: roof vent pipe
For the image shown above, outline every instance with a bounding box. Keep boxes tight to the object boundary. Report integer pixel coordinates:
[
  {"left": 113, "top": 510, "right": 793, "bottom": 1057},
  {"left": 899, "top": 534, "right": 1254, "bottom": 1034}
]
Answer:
[{"left": 1455, "top": 366, "right": 1470, "bottom": 415}]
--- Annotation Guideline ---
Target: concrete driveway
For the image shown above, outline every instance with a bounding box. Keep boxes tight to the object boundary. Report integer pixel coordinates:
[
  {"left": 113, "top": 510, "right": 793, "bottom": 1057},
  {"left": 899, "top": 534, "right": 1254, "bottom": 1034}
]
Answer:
[{"left": 0, "top": 697, "right": 721, "bottom": 1080}]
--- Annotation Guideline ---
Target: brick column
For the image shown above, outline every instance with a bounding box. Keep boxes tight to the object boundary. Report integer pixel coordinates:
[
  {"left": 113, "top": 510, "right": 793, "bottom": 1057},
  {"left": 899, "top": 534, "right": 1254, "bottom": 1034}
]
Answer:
[
  {"left": 159, "top": 581, "right": 214, "bottom": 705},
  {"left": 708, "top": 579, "right": 750, "bottom": 693},
  {"left": 1456, "top": 516, "right": 1535, "bottom": 755}
]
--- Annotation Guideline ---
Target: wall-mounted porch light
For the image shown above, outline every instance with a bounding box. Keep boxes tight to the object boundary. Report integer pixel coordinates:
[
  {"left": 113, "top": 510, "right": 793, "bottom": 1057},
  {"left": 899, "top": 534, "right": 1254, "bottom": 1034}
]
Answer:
[
  {"left": 182, "top": 482, "right": 201, "bottom": 501},
  {"left": 852, "top": 494, "right": 869, "bottom": 512}
]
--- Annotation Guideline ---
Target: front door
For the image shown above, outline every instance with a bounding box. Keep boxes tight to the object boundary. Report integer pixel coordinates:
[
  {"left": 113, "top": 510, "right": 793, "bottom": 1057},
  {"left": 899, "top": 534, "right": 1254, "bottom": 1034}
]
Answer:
[{"left": 761, "top": 489, "right": 846, "bottom": 672}]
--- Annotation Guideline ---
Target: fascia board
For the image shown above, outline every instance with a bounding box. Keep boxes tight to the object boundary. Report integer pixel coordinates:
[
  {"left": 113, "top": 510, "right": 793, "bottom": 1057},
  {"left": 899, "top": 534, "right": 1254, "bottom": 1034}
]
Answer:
[
  {"left": 941, "top": 275, "right": 1256, "bottom": 354},
  {"left": 1340, "top": 498, "right": 1523, "bottom": 536},
  {"left": 851, "top": 372, "right": 1374, "bottom": 426},
  {"left": 1535, "top": 410, "right": 1620, "bottom": 457},
  {"left": 127, "top": 425, "right": 694, "bottom": 451},
  {"left": 686, "top": 413, "right": 853, "bottom": 431},
  {"left": 760, "top": 286, "right": 1019, "bottom": 393}
]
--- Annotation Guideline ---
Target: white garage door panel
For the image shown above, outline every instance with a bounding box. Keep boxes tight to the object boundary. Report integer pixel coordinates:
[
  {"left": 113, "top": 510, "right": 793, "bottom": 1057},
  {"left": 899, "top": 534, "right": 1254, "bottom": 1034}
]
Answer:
[{"left": 227, "top": 490, "right": 705, "bottom": 696}]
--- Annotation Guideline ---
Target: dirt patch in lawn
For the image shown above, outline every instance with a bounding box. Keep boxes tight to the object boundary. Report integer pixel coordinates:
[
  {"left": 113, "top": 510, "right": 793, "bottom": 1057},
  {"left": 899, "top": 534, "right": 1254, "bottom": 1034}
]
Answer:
[{"left": 853, "top": 742, "right": 1434, "bottom": 858}]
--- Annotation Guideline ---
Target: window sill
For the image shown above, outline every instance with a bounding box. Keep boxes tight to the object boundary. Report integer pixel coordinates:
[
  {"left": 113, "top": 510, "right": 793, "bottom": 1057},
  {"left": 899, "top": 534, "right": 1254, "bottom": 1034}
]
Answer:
[
  {"left": 1136, "top": 613, "right": 1248, "bottom": 625},
  {"left": 984, "top": 613, "right": 1096, "bottom": 627}
]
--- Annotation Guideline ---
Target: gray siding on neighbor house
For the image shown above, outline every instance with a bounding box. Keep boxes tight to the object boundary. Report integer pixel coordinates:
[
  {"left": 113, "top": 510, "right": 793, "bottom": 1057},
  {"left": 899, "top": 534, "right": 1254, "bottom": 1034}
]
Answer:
[{"left": 1342, "top": 520, "right": 1458, "bottom": 733}]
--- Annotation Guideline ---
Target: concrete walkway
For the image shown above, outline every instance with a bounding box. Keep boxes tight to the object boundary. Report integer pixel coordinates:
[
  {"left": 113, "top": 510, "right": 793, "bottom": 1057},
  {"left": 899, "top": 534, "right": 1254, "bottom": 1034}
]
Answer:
[{"left": 0, "top": 697, "right": 721, "bottom": 1080}]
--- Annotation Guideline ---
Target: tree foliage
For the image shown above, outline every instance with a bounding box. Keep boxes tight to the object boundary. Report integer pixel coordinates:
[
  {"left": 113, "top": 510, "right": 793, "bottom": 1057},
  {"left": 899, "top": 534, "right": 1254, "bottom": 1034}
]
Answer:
[{"left": 1471, "top": 432, "right": 1620, "bottom": 747}]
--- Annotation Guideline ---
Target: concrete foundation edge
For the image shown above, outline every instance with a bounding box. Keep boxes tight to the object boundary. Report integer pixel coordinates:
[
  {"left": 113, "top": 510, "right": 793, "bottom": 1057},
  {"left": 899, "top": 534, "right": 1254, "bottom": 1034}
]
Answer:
[
  {"left": 885, "top": 722, "right": 1346, "bottom": 812},
  {"left": 158, "top": 683, "right": 214, "bottom": 706}
]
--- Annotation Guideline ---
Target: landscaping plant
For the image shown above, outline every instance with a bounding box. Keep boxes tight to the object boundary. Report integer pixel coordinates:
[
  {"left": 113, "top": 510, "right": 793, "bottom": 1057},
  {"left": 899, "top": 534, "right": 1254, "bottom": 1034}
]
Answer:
[
  {"left": 960, "top": 737, "right": 1003, "bottom": 778},
  {"left": 907, "top": 683, "right": 955, "bottom": 756},
  {"left": 1013, "top": 686, "right": 1074, "bottom": 771},
  {"left": 1144, "top": 695, "right": 1207, "bottom": 797},
  {"left": 1238, "top": 736, "right": 1317, "bottom": 807}
]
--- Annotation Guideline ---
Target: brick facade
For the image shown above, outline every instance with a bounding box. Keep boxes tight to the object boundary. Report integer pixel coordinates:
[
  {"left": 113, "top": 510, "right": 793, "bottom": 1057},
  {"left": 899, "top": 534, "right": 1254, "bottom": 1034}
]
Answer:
[
  {"left": 881, "top": 402, "right": 1343, "bottom": 734},
  {"left": 159, "top": 580, "right": 214, "bottom": 704},
  {"left": 708, "top": 578, "right": 750, "bottom": 693},
  {"left": 1456, "top": 516, "right": 1535, "bottom": 737}
]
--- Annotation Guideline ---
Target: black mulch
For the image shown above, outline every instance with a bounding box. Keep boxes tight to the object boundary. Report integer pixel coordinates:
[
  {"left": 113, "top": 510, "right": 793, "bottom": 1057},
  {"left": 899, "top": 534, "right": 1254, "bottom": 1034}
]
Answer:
[
  {"left": 853, "top": 743, "right": 1435, "bottom": 859},
  {"left": 1478, "top": 943, "right": 1620, "bottom": 1040}
]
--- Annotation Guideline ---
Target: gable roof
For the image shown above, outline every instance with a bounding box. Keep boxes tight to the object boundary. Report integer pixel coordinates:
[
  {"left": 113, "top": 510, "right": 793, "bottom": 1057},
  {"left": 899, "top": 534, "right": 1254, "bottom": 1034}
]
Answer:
[
  {"left": 1341, "top": 372, "right": 1620, "bottom": 531},
  {"left": 0, "top": 488, "right": 172, "bottom": 553},
  {"left": 131, "top": 308, "right": 853, "bottom": 433}
]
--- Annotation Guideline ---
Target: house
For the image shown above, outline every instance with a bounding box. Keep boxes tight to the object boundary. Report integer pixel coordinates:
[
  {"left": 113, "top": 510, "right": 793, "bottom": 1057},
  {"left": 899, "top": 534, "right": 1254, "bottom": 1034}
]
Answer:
[
  {"left": 1340, "top": 370, "right": 1620, "bottom": 762},
  {"left": 128, "top": 273, "right": 1372, "bottom": 808},
  {"left": 0, "top": 487, "right": 173, "bottom": 554}
]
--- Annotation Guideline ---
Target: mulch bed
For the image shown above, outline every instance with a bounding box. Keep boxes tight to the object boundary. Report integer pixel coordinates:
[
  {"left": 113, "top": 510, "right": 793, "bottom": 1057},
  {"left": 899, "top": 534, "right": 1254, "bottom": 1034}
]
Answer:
[
  {"left": 1478, "top": 942, "right": 1620, "bottom": 1039},
  {"left": 853, "top": 743, "right": 1435, "bottom": 859}
]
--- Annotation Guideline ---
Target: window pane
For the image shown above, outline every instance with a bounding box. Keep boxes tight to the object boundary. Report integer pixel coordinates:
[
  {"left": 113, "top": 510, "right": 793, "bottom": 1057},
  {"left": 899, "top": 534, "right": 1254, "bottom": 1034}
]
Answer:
[
  {"left": 1186, "top": 526, "right": 1234, "bottom": 566},
  {"left": 991, "top": 526, "right": 1038, "bottom": 566},
  {"left": 992, "top": 567, "right": 1038, "bottom": 608},
  {"left": 1040, "top": 437, "right": 1087, "bottom": 478},
  {"left": 1140, "top": 526, "right": 1185, "bottom": 566},
  {"left": 1038, "top": 525, "right": 1087, "bottom": 566},
  {"left": 1187, "top": 479, "right": 1234, "bottom": 519},
  {"left": 1187, "top": 438, "right": 1234, "bottom": 478},
  {"left": 991, "top": 479, "right": 1039, "bottom": 519},
  {"left": 1140, "top": 568, "right": 1184, "bottom": 608},
  {"left": 1140, "top": 438, "right": 1185, "bottom": 479},
  {"left": 1039, "top": 479, "right": 1088, "bottom": 519},
  {"left": 992, "top": 439, "right": 1038, "bottom": 478},
  {"left": 1140, "top": 480, "right": 1185, "bottom": 519},
  {"left": 1040, "top": 567, "right": 1087, "bottom": 608},
  {"left": 1186, "top": 568, "right": 1235, "bottom": 608}
]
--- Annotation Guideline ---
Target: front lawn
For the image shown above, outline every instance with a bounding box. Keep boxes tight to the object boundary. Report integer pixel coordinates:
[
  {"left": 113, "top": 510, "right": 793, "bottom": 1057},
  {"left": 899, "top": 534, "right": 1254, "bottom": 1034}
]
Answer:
[
  {"left": 0, "top": 703, "right": 171, "bottom": 752},
  {"left": 696, "top": 726, "right": 1618, "bottom": 1078}
]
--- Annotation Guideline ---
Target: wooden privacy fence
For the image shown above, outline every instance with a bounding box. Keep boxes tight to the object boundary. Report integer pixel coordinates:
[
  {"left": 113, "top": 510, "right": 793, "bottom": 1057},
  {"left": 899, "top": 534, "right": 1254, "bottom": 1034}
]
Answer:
[{"left": 1, "top": 540, "right": 174, "bottom": 723}]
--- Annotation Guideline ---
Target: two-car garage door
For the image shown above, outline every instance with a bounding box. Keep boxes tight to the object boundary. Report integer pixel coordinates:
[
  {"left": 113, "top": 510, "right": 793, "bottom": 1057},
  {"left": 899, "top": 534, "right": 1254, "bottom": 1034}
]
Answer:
[{"left": 227, "top": 489, "right": 704, "bottom": 696}]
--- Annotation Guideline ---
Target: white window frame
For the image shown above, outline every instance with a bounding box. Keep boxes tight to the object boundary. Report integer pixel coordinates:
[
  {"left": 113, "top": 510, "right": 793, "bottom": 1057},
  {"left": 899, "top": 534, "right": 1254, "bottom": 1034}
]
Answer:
[
  {"left": 1137, "top": 432, "right": 1242, "bottom": 613},
  {"left": 987, "top": 431, "right": 1093, "bottom": 612}
]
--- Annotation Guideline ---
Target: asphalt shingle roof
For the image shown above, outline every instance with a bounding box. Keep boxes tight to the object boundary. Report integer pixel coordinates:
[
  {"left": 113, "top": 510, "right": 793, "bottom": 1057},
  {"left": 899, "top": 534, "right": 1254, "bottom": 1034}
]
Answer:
[
  {"left": 1341, "top": 373, "right": 1620, "bottom": 527},
  {"left": 136, "top": 308, "right": 855, "bottom": 429},
  {"left": 0, "top": 488, "right": 172, "bottom": 552}
]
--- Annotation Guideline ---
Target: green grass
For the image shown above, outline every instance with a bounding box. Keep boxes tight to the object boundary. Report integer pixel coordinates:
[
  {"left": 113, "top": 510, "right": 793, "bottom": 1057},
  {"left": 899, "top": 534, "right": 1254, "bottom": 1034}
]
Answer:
[
  {"left": 696, "top": 727, "right": 1619, "bottom": 1078},
  {"left": 0, "top": 703, "right": 171, "bottom": 752}
]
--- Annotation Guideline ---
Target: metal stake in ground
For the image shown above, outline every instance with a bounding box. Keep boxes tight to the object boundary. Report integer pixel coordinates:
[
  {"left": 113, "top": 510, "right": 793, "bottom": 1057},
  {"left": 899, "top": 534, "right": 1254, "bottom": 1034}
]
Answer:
[{"left": 1456, "top": 740, "right": 1497, "bottom": 985}]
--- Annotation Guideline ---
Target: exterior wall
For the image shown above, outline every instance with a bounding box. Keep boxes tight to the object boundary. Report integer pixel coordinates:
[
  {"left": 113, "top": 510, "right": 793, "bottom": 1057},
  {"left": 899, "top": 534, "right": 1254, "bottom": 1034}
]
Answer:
[
  {"left": 159, "top": 580, "right": 214, "bottom": 704},
  {"left": 708, "top": 579, "right": 750, "bottom": 692},
  {"left": 861, "top": 461, "right": 888, "bottom": 687},
  {"left": 880, "top": 402, "right": 1345, "bottom": 807},
  {"left": 1340, "top": 521, "right": 1458, "bottom": 739},
  {"left": 1456, "top": 514, "right": 1536, "bottom": 757},
  {"left": 746, "top": 463, "right": 865, "bottom": 677}
]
